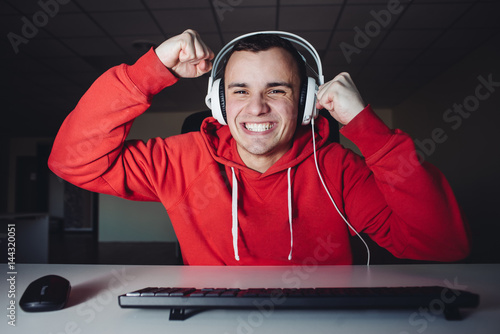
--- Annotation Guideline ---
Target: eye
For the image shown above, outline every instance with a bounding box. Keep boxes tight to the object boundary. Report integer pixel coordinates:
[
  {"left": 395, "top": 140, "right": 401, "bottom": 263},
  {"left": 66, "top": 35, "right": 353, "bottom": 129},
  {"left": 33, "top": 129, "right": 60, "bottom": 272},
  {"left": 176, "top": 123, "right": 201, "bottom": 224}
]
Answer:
[{"left": 268, "top": 89, "right": 286, "bottom": 95}]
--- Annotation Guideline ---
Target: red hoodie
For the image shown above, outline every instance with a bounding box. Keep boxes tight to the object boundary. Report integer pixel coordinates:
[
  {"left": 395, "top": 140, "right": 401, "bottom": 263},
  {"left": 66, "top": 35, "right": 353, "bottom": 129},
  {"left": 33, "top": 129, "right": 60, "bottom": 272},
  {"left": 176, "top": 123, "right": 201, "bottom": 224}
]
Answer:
[{"left": 48, "top": 49, "right": 470, "bottom": 265}]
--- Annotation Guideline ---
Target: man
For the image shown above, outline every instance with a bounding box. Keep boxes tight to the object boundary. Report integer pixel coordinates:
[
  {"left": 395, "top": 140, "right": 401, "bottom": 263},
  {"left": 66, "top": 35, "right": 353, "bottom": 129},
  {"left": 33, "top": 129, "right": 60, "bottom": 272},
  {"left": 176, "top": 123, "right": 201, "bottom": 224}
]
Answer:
[{"left": 48, "top": 30, "right": 470, "bottom": 265}]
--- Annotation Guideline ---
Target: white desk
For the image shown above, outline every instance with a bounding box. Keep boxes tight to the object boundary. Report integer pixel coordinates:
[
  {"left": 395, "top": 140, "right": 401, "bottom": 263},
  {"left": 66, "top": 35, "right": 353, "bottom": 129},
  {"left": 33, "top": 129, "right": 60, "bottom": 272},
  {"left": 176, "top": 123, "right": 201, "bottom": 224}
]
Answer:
[{"left": 2, "top": 263, "right": 499, "bottom": 333}]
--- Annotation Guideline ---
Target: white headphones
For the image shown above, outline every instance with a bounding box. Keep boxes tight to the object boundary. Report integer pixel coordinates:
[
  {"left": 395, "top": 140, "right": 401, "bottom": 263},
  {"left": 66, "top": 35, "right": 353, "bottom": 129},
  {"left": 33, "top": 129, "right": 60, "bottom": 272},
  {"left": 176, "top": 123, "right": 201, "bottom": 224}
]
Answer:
[{"left": 205, "top": 31, "right": 325, "bottom": 126}]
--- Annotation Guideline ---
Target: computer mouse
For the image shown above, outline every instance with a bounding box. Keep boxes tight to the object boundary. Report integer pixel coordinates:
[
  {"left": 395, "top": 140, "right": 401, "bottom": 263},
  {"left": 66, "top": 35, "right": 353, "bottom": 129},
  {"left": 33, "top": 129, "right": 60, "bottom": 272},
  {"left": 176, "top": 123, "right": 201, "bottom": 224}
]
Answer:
[{"left": 20, "top": 275, "right": 71, "bottom": 312}]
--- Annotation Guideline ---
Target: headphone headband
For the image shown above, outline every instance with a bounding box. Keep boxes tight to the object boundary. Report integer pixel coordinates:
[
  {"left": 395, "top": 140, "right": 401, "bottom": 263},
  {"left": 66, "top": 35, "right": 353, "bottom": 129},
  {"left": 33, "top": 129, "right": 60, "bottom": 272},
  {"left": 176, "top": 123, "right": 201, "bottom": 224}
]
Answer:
[
  {"left": 205, "top": 31, "right": 323, "bottom": 125},
  {"left": 209, "top": 31, "right": 324, "bottom": 87}
]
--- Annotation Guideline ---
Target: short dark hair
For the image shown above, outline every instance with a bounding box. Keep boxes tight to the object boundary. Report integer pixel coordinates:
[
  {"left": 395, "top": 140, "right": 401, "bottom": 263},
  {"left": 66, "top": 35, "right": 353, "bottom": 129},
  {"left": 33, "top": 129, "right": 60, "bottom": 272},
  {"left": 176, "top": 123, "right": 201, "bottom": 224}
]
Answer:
[{"left": 223, "top": 34, "right": 308, "bottom": 85}]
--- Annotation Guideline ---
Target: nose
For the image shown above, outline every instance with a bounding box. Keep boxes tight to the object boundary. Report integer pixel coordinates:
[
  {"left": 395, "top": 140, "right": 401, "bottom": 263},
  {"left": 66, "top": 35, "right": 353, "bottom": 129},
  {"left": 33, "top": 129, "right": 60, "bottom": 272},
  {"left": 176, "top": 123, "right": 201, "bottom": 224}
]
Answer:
[{"left": 245, "top": 93, "right": 270, "bottom": 116}]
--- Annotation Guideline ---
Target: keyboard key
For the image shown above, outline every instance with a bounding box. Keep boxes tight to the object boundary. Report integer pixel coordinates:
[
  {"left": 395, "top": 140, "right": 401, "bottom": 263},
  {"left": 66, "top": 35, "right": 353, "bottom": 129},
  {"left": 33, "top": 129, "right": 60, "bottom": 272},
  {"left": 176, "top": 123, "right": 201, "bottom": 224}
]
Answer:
[
  {"left": 188, "top": 289, "right": 207, "bottom": 297},
  {"left": 169, "top": 288, "right": 196, "bottom": 297},
  {"left": 205, "top": 289, "right": 226, "bottom": 296},
  {"left": 155, "top": 288, "right": 179, "bottom": 296}
]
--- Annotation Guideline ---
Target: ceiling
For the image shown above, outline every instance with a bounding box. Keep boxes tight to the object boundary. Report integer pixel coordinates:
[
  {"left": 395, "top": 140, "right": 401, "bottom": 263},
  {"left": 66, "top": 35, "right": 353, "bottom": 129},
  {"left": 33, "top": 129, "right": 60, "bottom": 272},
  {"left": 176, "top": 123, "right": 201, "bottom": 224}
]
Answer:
[{"left": 1, "top": 0, "right": 499, "bottom": 137}]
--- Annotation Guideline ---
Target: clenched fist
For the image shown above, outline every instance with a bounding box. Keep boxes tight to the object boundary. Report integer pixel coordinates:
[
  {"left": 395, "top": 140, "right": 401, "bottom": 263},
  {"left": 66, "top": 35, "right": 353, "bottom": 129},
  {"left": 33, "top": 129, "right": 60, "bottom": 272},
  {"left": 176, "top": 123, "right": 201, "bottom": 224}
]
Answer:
[
  {"left": 316, "top": 72, "right": 365, "bottom": 125},
  {"left": 155, "top": 29, "right": 214, "bottom": 78}
]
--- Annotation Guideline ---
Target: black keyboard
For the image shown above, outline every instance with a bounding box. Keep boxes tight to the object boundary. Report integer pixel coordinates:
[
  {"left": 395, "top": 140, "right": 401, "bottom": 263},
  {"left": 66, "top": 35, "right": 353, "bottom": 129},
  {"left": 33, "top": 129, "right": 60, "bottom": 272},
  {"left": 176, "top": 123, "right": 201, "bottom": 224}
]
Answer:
[{"left": 119, "top": 286, "right": 479, "bottom": 320}]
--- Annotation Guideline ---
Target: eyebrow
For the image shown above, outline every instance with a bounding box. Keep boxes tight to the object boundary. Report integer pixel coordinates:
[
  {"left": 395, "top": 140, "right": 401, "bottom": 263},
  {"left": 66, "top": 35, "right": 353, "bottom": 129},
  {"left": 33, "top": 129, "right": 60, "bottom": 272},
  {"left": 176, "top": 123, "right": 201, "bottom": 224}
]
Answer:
[
  {"left": 267, "top": 82, "right": 293, "bottom": 89},
  {"left": 227, "top": 82, "right": 293, "bottom": 89},
  {"left": 227, "top": 82, "right": 247, "bottom": 89}
]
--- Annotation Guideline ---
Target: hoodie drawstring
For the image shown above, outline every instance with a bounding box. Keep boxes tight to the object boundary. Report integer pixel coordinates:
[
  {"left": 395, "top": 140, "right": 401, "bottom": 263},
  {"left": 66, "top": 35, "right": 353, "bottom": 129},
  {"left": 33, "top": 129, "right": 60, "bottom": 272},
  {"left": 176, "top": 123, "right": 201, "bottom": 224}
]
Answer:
[
  {"left": 230, "top": 167, "right": 294, "bottom": 262},
  {"left": 287, "top": 167, "right": 293, "bottom": 260},
  {"left": 231, "top": 167, "right": 240, "bottom": 261}
]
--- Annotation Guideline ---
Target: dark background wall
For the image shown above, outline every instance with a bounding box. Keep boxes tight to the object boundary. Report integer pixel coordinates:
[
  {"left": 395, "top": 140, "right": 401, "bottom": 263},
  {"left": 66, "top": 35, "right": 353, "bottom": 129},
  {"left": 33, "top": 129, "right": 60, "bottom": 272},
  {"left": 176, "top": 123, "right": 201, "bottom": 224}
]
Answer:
[{"left": 393, "top": 38, "right": 500, "bottom": 263}]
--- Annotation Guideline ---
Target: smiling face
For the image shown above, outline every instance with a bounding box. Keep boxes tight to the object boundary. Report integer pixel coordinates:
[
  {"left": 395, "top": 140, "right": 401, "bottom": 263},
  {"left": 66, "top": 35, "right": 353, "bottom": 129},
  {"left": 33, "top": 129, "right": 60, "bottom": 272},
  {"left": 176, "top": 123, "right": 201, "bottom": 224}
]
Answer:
[{"left": 224, "top": 47, "right": 302, "bottom": 172}]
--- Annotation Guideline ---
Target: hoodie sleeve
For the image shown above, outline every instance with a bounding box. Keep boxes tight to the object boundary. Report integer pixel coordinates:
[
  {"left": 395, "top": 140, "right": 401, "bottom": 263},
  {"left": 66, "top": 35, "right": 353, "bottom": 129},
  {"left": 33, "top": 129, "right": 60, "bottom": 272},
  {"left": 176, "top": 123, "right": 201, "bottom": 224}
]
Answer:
[
  {"left": 48, "top": 48, "right": 179, "bottom": 201},
  {"left": 338, "top": 106, "right": 470, "bottom": 262}
]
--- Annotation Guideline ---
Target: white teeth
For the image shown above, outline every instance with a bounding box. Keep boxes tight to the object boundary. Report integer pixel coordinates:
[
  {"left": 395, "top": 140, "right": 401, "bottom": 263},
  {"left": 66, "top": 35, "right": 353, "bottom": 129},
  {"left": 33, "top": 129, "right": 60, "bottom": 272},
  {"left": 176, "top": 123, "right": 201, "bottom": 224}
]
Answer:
[{"left": 245, "top": 123, "right": 274, "bottom": 132}]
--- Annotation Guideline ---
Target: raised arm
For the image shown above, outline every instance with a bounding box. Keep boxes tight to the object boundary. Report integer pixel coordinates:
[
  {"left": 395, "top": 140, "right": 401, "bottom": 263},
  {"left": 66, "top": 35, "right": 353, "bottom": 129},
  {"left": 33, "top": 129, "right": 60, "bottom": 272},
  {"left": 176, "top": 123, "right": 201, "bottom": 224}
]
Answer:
[
  {"left": 316, "top": 73, "right": 470, "bottom": 262},
  {"left": 48, "top": 30, "right": 213, "bottom": 200}
]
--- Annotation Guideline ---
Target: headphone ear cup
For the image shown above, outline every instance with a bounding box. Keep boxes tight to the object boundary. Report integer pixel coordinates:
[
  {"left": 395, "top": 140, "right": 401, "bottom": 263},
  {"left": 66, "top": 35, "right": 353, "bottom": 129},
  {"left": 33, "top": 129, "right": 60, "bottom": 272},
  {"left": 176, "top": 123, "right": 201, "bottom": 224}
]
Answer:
[
  {"left": 301, "top": 77, "right": 318, "bottom": 125},
  {"left": 298, "top": 80, "right": 308, "bottom": 124},
  {"left": 205, "top": 78, "right": 227, "bottom": 125},
  {"left": 219, "top": 77, "right": 227, "bottom": 124}
]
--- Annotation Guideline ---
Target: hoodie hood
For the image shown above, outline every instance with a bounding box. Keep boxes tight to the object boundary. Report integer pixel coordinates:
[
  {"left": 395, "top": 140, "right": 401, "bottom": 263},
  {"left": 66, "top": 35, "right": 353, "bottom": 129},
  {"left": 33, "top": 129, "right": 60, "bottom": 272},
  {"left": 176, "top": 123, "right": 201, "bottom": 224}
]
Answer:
[{"left": 199, "top": 115, "right": 332, "bottom": 262}]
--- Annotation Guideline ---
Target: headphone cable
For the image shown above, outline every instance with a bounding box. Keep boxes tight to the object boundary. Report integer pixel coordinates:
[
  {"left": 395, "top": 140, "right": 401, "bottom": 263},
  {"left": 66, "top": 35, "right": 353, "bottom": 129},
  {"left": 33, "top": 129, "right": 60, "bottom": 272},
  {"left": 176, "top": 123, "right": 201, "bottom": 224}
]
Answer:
[{"left": 310, "top": 117, "right": 371, "bottom": 266}]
